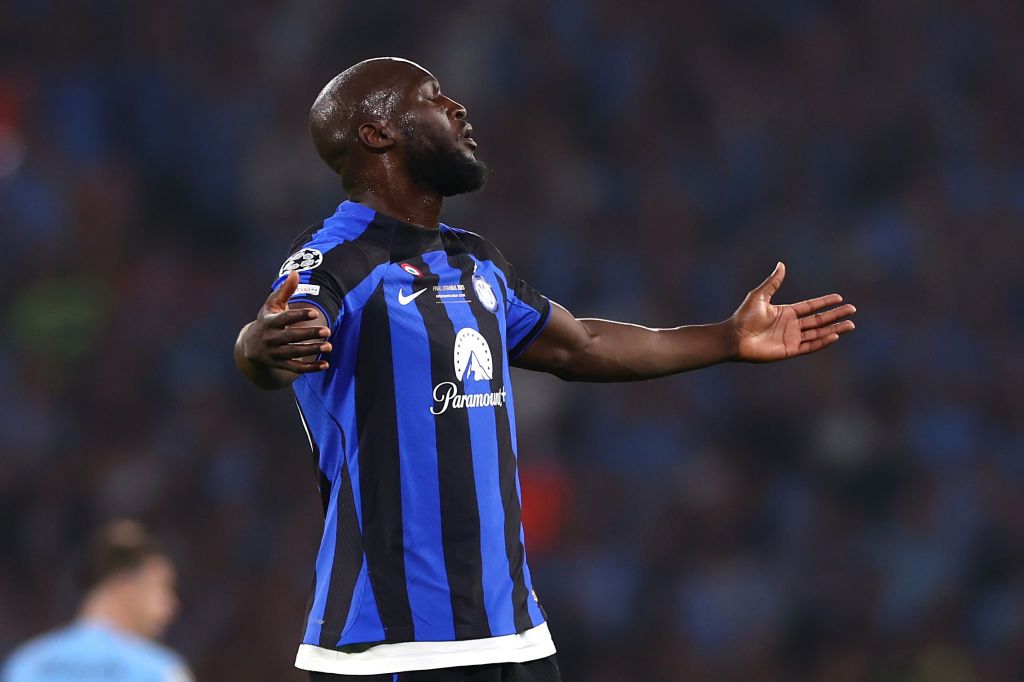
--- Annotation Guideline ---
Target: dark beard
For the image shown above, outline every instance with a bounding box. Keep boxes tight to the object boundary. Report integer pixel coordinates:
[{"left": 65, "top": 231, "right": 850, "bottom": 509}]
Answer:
[{"left": 401, "top": 123, "right": 488, "bottom": 197}]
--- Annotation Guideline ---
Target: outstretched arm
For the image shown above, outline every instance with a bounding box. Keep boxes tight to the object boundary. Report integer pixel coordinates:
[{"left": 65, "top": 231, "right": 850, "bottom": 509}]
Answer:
[
  {"left": 513, "top": 262, "right": 856, "bottom": 381},
  {"left": 234, "top": 271, "right": 333, "bottom": 389}
]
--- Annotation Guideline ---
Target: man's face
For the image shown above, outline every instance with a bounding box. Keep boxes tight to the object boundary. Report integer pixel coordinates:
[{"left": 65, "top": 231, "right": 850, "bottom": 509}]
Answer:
[
  {"left": 123, "top": 556, "right": 179, "bottom": 639},
  {"left": 396, "top": 74, "right": 487, "bottom": 197}
]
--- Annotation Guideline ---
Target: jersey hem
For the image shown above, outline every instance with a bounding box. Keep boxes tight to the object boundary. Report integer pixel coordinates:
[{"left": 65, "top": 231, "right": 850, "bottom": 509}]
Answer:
[{"left": 294, "top": 622, "right": 555, "bottom": 675}]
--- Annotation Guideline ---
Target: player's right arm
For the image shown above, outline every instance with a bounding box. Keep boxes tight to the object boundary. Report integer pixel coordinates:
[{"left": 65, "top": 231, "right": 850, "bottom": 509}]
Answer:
[{"left": 234, "top": 271, "right": 333, "bottom": 390}]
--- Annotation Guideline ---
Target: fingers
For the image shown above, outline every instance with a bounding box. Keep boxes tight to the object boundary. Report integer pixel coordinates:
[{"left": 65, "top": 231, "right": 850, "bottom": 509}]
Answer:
[
  {"left": 801, "top": 319, "right": 855, "bottom": 343},
  {"left": 267, "top": 271, "right": 300, "bottom": 310},
  {"left": 797, "top": 333, "right": 840, "bottom": 355},
  {"left": 798, "top": 319, "right": 854, "bottom": 357},
  {"left": 268, "top": 325, "right": 331, "bottom": 345},
  {"left": 269, "top": 341, "right": 333, "bottom": 359},
  {"left": 753, "top": 262, "right": 786, "bottom": 301},
  {"left": 263, "top": 308, "right": 319, "bottom": 329},
  {"left": 791, "top": 293, "right": 844, "bottom": 317},
  {"left": 279, "top": 358, "right": 330, "bottom": 373},
  {"left": 799, "top": 303, "right": 857, "bottom": 331}
]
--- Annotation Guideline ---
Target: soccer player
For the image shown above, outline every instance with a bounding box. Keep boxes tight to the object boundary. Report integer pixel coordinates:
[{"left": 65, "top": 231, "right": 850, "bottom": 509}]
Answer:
[
  {"left": 234, "top": 58, "right": 856, "bottom": 681},
  {"left": 2, "top": 520, "right": 191, "bottom": 682}
]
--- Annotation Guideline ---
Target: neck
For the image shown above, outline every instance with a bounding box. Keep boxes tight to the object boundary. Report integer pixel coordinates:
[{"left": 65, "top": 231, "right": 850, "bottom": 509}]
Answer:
[
  {"left": 349, "top": 174, "right": 443, "bottom": 228},
  {"left": 79, "top": 588, "right": 137, "bottom": 636}
]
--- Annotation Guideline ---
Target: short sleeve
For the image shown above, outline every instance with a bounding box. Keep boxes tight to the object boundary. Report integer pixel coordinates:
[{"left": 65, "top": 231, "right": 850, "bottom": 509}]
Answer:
[
  {"left": 500, "top": 259, "right": 551, "bottom": 359},
  {"left": 270, "top": 244, "right": 345, "bottom": 326}
]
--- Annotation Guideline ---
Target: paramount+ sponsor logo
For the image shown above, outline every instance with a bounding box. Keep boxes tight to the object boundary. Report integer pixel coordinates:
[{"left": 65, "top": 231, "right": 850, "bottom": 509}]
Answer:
[
  {"left": 430, "top": 384, "right": 507, "bottom": 415},
  {"left": 430, "top": 328, "right": 506, "bottom": 415}
]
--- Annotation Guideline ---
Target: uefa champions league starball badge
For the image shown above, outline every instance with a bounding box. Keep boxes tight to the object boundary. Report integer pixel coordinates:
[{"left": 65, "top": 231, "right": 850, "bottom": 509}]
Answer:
[
  {"left": 472, "top": 274, "right": 498, "bottom": 312},
  {"left": 279, "top": 248, "right": 324, "bottom": 276}
]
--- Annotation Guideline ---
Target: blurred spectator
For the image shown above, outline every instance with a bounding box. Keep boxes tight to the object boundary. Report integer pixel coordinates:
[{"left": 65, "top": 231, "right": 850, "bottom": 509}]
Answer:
[{"left": 2, "top": 520, "right": 191, "bottom": 682}]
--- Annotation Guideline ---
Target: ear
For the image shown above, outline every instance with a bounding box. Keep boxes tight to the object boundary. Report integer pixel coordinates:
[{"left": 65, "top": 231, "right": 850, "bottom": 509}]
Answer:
[{"left": 358, "top": 122, "right": 395, "bottom": 150}]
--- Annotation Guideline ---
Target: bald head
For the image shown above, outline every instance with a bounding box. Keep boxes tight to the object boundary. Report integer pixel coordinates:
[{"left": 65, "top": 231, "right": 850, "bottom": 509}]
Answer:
[
  {"left": 310, "top": 57, "right": 433, "bottom": 187},
  {"left": 310, "top": 58, "right": 486, "bottom": 201}
]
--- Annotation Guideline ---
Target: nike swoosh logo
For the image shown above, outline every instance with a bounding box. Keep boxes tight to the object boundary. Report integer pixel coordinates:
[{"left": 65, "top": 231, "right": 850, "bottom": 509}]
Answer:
[{"left": 398, "top": 288, "right": 428, "bottom": 305}]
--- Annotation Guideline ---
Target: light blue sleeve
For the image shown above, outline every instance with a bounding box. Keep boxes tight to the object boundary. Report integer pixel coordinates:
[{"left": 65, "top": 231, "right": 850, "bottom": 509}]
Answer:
[
  {"left": 2, "top": 638, "right": 47, "bottom": 682},
  {"left": 1, "top": 626, "right": 192, "bottom": 682}
]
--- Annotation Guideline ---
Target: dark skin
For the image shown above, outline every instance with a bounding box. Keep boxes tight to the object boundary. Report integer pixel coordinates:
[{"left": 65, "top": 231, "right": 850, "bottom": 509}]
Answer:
[{"left": 235, "top": 59, "right": 856, "bottom": 389}]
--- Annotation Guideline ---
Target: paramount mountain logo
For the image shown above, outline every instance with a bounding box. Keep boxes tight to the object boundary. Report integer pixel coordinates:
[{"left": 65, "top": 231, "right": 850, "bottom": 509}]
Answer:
[
  {"left": 431, "top": 328, "right": 506, "bottom": 415},
  {"left": 454, "top": 328, "right": 493, "bottom": 381}
]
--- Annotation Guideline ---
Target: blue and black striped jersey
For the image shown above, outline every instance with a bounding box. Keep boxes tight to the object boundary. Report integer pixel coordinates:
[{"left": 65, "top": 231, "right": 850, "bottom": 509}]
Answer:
[{"left": 272, "top": 201, "right": 551, "bottom": 652}]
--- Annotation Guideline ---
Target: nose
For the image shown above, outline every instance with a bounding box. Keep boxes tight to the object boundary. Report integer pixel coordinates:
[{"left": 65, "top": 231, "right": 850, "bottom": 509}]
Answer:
[{"left": 450, "top": 99, "right": 467, "bottom": 120}]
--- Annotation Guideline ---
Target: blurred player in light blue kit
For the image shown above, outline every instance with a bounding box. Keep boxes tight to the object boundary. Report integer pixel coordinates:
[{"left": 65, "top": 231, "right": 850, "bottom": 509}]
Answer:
[{"left": 2, "top": 520, "right": 192, "bottom": 682}]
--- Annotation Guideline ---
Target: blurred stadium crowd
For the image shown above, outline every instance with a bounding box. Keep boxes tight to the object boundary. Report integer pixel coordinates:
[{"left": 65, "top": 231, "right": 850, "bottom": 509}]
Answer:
[{"left": 2, "top": 1, "right": 1023, "bottom": 680}]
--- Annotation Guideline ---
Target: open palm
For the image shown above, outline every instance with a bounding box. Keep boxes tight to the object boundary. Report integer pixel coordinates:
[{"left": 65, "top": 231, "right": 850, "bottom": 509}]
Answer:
[{"left": 732, "top": 262, "right": 856, "bottom": 362}]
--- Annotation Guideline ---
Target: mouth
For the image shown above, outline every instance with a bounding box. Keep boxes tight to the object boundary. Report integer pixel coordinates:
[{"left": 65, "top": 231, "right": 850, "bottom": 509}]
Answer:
[{"left": 460, "top": 124, "right": 477, "bottom": 150}]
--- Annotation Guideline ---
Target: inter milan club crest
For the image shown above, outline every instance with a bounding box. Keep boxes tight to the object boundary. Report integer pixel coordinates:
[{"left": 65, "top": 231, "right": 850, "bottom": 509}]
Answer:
[
  {"left": 279, "top": 248, "right": 324, "bottom": 276},
  {"left": 472, "top": 274, "right": 498, "bottom": 312}
]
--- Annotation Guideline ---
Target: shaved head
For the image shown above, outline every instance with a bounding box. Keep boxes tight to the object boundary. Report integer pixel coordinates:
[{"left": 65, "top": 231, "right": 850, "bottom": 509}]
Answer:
[
  {"left": 310, "top": 58, "right": 430, "bottom": 187},
  {"left": 310, "top": 58, "right": 486, "bottom": 199}
]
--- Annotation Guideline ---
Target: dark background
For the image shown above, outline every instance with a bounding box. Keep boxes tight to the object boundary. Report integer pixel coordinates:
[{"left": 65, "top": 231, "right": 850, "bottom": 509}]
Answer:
[{"left": 2, "top": 1, "right": 1022, "bottom": 680}]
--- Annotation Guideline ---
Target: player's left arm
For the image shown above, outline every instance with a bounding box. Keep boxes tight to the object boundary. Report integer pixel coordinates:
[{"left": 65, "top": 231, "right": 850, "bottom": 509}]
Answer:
[{"left": 514, "top": 262, "right": 856, "bottom": 381}]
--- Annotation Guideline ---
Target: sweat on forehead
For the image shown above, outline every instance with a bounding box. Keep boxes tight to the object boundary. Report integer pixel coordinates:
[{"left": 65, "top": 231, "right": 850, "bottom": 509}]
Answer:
[{"left": 316, "top": 59, "right": 431, "bottom": 122}]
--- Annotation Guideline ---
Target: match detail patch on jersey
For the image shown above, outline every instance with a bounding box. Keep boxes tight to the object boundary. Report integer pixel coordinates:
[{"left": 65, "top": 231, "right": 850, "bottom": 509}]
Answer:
[
  {"left": 295, "top": 284, "right": 321, "bottom": 296},
  {"left": 280, "top": 248, "right": 324, "bottom": 276},
  {"left": 433, "top": 283, "right": 468, "bottom": 304},
  {"left": 472, "top": 274, "right": 498, "bottom": 313}
]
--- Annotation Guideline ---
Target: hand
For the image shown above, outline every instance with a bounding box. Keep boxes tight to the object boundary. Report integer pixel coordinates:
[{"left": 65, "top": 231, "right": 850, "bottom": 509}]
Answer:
[
  {"left": 237, "top": 271, "right": 332, "bottom": 374},
  {"left": 730, "top": 262, "right": 856, "bottom": 362}
]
